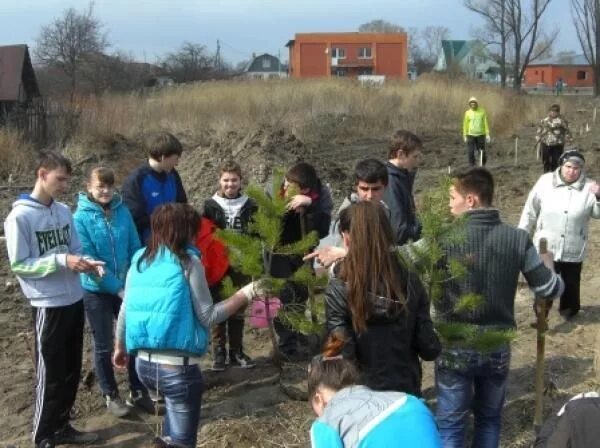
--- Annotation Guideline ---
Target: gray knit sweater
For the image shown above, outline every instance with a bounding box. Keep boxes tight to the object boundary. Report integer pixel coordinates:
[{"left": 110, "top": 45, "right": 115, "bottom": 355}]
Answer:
[{"left": 436, "top": 209, "right": 563, "bottom": 329}]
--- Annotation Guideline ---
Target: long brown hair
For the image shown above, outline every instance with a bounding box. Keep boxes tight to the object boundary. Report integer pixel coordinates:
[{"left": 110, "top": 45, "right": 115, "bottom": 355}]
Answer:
[
  {"left": 338, "top": 201, "right": 407, "bottom": 334},
  {"left": 137, "top": 203, "right": 199, "bottom": 270},
  {"left": 307, "top": 334, "right": 359, "bottom": 398}
]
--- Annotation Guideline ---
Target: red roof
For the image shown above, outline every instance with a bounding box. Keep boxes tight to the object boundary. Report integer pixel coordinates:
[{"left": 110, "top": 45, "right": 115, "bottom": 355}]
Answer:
[{"left": 0, "top": 44, "right": 40, "bottom": 101}]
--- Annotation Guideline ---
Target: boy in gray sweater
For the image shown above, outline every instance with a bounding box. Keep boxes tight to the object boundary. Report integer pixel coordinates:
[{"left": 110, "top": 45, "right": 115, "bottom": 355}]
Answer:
[{"left": 4, "top": 152, "right": 104, "bottom": 448}]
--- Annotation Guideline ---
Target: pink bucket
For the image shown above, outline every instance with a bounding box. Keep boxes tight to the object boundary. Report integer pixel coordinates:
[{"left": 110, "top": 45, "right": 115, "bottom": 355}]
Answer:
[{"left": 249, "top": 297, "right": 282, "bottom": 328}]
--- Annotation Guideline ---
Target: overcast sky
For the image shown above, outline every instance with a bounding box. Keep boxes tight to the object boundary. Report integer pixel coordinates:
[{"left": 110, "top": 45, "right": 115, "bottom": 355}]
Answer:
[{"left": 0, "top": 0, "right": 580, "bottom": 64}]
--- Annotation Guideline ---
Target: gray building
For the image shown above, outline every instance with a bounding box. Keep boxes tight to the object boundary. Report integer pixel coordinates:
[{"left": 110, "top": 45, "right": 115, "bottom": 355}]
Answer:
[{"left": 244, "top": 53, "right": 288, "bottom": 79}]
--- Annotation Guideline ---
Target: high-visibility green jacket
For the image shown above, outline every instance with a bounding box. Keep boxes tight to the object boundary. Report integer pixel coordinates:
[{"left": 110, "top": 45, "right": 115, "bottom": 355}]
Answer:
[{"left": 463, "top": 107, "right": 490, "bottom": 137}]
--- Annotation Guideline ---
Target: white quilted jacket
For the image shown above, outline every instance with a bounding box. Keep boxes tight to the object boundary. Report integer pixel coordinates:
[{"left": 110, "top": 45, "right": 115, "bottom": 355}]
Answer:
[{"left": 519, "top": 170, "right": 600, "bottom": 262}]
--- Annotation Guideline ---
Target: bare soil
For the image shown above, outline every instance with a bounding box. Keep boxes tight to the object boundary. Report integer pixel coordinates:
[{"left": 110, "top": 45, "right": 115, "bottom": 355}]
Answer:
[{"left": 1, "top": 101, "right": 600, "bottom": 447}]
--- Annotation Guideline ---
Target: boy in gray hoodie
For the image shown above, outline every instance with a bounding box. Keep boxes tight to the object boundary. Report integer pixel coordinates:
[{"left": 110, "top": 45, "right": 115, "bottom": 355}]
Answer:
[{"left": 4, "top": 152, "right": 103, "bottom": 448}]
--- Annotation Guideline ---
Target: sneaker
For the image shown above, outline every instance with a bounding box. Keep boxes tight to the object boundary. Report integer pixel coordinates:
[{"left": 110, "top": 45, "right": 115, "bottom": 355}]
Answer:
[
  {"left": 126, "top": 390, "right": 156, "bottom": 414},
  {"left": 36, "top": 439, "right": 55, "bottom": 448},
  {"left": 212, "top": 346, "right": 227, "bottom": 371},
  {"left": 54, "top": 424, "right": 98, "bottom": 445},
  {"left": 105, "top": 393, "right": 130, "bottom": 418},
  {"left": 229, "top": 350, "right": 256, "bottom": 368}
]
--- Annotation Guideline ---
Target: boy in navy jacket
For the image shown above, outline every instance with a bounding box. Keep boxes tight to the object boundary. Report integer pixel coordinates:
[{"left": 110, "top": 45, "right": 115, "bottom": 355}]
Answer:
[{"left": 122, "top": 131, "right": 187, "bottom": 243}]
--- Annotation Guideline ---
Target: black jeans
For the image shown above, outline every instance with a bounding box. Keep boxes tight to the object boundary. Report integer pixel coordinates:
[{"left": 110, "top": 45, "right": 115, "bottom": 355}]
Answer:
[
  {"left": 555, "top": 261, "right": 582, "bottom": 316},
  {"left": 541, "top": 144, "right": 564, "bottom": 173},
  {"left": 467, "top": 135, "right": 487, "bottom": 166},
  {"left": 32, "top": 301, "right": 84, "bottom": 444},
  {"left": 83, "top": 292, "right": 144, "bottom": 396}
]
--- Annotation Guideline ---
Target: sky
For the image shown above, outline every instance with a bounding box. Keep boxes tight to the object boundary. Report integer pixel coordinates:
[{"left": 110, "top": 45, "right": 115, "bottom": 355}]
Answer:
[{"left": 0, "top": 0, "right": 580, "bottom": 65}]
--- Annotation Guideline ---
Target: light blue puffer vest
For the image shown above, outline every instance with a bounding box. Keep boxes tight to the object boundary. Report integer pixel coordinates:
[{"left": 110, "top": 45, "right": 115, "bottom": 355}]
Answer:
[{"left": 125, "top": 246, "right": 208, "bottom": 356}]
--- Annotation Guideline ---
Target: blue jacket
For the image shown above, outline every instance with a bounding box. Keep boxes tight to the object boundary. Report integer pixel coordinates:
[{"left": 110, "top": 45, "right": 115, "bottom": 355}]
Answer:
[
  {"left": 122, "top": 163, "right": 187, "bottom": 243},
  {"left": 74, "top": 192, "right": 141, "bottom": 295},
  {"left": 125, "top": 246, "right": 208, "bottom": 356},
  {"left": 310, "top": 386, "right": 441, "bottom": 448}
]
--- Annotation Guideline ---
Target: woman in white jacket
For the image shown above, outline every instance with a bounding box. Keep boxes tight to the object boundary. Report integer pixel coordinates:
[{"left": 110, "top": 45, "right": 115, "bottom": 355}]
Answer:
[{"left": 519, "top": 150, "right": 600, "bottom": 318}]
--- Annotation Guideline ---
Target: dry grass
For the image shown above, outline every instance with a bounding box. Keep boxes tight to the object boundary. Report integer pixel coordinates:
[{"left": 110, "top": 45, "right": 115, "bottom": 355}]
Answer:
[
  {"left": 69, "top": 75, "right": 552, "bottom": 146},
  {"left": 0, "top": 129, "right": 36, "bottom": 181}
]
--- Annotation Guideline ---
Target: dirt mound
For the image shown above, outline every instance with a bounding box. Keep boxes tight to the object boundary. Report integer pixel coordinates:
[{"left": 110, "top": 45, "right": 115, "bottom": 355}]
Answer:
[{"left": 177, "top": 125, "right": 352, "bottom": 208}]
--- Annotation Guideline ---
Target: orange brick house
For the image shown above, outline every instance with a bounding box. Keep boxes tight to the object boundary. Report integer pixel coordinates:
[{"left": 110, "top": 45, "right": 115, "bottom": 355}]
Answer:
[
  {"left": 524, "top": 54, "right": 593, "bottom": 89},
  {"left": 285, "top": 33, "right": 407, "bottom": 79}
]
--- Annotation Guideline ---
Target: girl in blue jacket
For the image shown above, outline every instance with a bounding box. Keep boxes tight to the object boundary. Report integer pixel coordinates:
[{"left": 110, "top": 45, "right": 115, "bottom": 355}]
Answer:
[
  {"left": 74, "top": 166, "right": 144, "bottom": 417},
  {"left": 309, "top": 337, "right": 442, "bottom": 448}
]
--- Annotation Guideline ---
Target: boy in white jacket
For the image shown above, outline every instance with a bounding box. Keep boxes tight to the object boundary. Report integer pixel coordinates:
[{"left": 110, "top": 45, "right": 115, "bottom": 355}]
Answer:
[{"left": 4, "top": 152, "right": 103, "bottom": 448}]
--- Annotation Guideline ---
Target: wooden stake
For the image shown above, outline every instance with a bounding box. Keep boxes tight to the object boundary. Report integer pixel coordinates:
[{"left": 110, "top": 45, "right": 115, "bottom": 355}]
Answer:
[
  {"left": 447, "top": 165, "right": 451, "bottom": 174},
  {"left": 514, "top": 137, "right": 519, "bottom": 165},
  {"left": 479, "top": 150, "right": 484, "bottom": 167},
  {"left": 536, "top": 142, "right": 541, "bottom": 161},
  {"left": 534, "top": 237, "right": 549, "bottom": 434},
  {"left": 594, "top": 107, "right": 597, "bottom": 123},
  {"left": 586, "top": 122, "right": 590, "bottom": 133}
]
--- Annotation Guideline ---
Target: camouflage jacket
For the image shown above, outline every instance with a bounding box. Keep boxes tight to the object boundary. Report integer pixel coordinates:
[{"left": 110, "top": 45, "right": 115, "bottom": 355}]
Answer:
[{"left": 536, "top": 116, "right": 571, "bottom": 146}]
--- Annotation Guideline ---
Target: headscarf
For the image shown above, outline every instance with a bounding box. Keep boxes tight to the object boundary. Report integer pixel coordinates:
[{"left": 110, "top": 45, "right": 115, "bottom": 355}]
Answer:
[{"left": 558, "top": 149, "right": 585, "bottom": 167}]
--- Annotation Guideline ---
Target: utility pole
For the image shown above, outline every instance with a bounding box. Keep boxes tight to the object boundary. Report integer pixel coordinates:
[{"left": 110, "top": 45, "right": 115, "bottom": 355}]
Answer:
[{"left": 215, "top": 39, "right": 222, "bottom": 72}]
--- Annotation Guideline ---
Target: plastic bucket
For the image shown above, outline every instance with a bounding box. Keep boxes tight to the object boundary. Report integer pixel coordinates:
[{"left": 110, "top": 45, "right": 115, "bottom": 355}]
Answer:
[{"left": 249, "top": 297, "right": 281, "bottom": 328}]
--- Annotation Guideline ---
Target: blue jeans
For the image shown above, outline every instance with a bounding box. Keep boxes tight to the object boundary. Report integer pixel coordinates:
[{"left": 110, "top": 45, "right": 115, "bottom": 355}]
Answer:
[
  {"left": 83, "top": 292, "right": 144, "bottom": 396},
  {"left": 136, "top": 358, "right": 203, "bottom": 448},
  {"left": 435, "top": 346, "right": 511, "bottom": 448}
]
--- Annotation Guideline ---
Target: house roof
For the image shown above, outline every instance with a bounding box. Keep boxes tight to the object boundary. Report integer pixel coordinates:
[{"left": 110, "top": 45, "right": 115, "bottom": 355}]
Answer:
[
  {"left": 441, "top": 40, "right": 483, "bottom": 63},
  {"left": 528, "top": 54, "right": 589, "bottom": 66},
  {"left": 0, "top": 44, "right": 40, "bottom": 101},
  {"left": 246, "top": 53, "right": 287, "bottom": 73}
]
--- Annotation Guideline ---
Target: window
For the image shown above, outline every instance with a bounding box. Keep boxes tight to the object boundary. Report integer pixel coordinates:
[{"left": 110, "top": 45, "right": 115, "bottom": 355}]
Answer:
[
  {"left": 335, "top": 68, "right": 347, "bottom": 77},
  {"left": 358, "top": 47, "right": 372, "bottom": 58},
  {"left": 331, "top": 47, "right": 346, "bottom": 59},
  {"left": 480, "top": 56, "right": 487, "bottom": 63},
  {"left": 262, "top": 58, "right": 271, "bottom": 69},
  {"left": 468, "top": 55, "right": 475, "bottom": 64},
  {"left": 359, "top": 68, "right": 373, "bottom": 75},
  {"left": 577, "top": 70, "right": 587, "bottom": 80}
]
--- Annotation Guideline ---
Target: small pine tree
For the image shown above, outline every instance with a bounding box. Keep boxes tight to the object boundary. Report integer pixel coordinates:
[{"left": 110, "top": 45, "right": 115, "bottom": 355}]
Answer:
[
  {"left": 400, "top": 176, "right": 515, "bottom": 352},
  {"left": 217, "top": 168, "right": 328, "bottom": 362}
]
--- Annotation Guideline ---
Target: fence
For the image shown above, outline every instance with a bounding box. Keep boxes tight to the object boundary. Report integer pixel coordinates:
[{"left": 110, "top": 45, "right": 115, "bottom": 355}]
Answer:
[{"left": 0, "top": 97, "right": 47, "bottom": 146}]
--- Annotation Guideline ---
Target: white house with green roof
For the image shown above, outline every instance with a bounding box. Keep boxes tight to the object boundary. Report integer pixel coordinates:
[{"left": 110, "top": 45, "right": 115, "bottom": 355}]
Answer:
[{"left": 434, "top": 40, "right": 500, "bottom": 83}]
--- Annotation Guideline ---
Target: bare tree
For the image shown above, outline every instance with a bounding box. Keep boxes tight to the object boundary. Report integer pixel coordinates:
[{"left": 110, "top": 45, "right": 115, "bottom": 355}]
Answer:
[
  {"left": 35, "top": 2, "right": 108, "bottom": 100},
  {"left": 465, "top": 0, "right": 511, "bottom": 87},
  {"left": 571, "top": 0, "right": 600, "bottom": 95},
  {"left": 505, "top": 0, "right": 557, "bottom": 90},
  {"left": 358, "top": 19, "right": 405, "bottom": 33},
  {"left": 420, "top": 26, "right": 451, "bottom": 63},
  {"left": 161, "top": 42, "right": 215, "bottom": 82}
]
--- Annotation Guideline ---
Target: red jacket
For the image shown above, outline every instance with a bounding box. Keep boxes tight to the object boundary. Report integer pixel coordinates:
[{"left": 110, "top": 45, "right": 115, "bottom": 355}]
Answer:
[{"left": 194, "top": 217, "right": 229, "bottom": 287}]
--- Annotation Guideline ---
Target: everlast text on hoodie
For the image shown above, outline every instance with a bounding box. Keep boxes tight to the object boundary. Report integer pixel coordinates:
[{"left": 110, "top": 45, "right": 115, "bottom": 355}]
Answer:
[{"left": 3, "top": 195, "right": 83, "bottom": 307}]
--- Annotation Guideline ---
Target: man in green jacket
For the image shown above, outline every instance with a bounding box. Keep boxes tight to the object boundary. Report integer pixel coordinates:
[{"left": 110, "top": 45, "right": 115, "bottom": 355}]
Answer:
[{"left": 463, "top": 97, "right": 490, "bottom": 166}]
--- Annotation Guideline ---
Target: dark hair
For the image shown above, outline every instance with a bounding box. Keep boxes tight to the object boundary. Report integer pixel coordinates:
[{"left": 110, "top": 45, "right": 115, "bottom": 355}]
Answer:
[
  {"left": 35, "top": 151, "right": 72, "bottom": 176},
  {"left": 452, "top": 168, "right": 494, "bottom": 207},
  {"left": 354, "top": 158, "right": 388, "bottom": 186},
  {"left": 145, "top": 131, "right": 183, "bottom": 160},
  {"left": 137, "top": 203, "right": 198, "bottom": 271},
  {"left": 286, "top": 162, "right": 320, "bottom": 192},
  {"left": 87, "top": 166, "right": 115, "bottom": 186},
  {"left": 219, "top": 160, "right": 242, "bottom": 178},
  {"left": 388, "top": 129, "right": 422, "bottom": 159},
  {"left": 307, "top": 334, "right": 360, "bottom": 399},
  {"left": 338, "top": 201, "right": 407, "bottom": 333},
  {"left": 549, "top": 104, "right": 560, "bottom": 113}
]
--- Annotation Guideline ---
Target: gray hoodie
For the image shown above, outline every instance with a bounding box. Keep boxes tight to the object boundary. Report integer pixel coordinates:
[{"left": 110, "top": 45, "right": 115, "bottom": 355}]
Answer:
[{"left": 4, "top": 195, "right": 83, "bottom": 307}]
